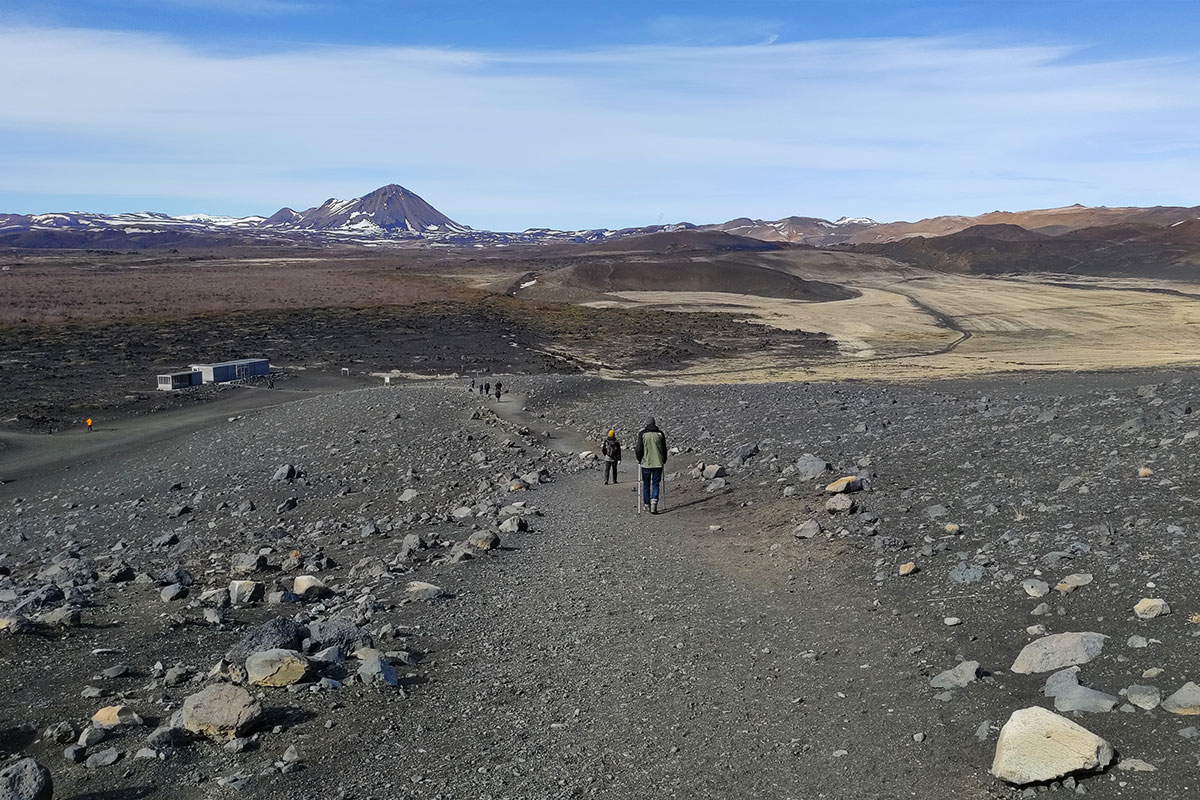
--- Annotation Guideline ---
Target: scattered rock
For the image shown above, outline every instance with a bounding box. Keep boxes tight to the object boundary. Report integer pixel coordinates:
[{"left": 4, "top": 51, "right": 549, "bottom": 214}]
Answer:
[
  {"left": 1126, "top": 684, "right": 1162, "bottom": 710},
  {"left": 498, "top": 515, "right": 527, "bottom": 534},
  {"left": 226, "top": 616, "right": 309, "bottom": 662},
  {"left": 355, "top": 649, "right": 400, "bottom": 688},
  {"left": 930, "top": 660, "right": 979, "bottom": 690},
  {"left": 793, "top": 454, "right": 830, "bottom": 480},
  {"left": 1022, "top": 579, "right": 1050, "bottom": 598},
  {"left": 85, "top": 748, "right": 120, "bottom": 769},
  {"left": 92, "top": 704, "right": 143, "bottom": 728},
  {"left": 1055, "top": 573, "right": 1093, "bottom": 593},
  {"left": 1010, "top": 632, "right": 1106, "bottom": 674},
  {"left": 231, "top": 553, "right": 267, "bottom": 576},
  {"left": 825, "top": 494, "right": 855, "bottom": 514},
  {"left": 245, "top": 649, "right": 309, "bottom": 687},
  {"left": 181, "top": 684, "right": 263, "bottom": 741},
  {"left": 1133, "top": 598, "right": 1171, "bottom": 619},
  {"left": 949, "top": 562, "right": 987, "bottom": 584},
  {"left": 0, "top": 758, "right": 52, "bottom": 800},
  {"left": 1162, "top": 681, "right": 1200, "bottom": 715},
  {"left": 825, "top": 476, "right": 862, "bottom": 494},
  {"left": 793, "top": 519, "right": 821, "bottom": 539},
  {"left": 990, "top": 706, "right": 1114, "bottom": 785},
  {"left": 228, "top": 580, "right": 265, "bottom": 606},
  {"left": 468, "top": 530, "right": 501, "bottom": 550},
  {"left": 405, "top": 581, "right": 446, "bottom": 601},
  {"left": 292, "top": 575, "right": 329, "bottom": 599}
]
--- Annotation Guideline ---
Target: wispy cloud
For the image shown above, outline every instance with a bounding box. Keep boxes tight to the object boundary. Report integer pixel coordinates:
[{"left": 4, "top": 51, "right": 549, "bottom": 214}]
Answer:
[
  {"left": 646, "top": 15, "right": 783, "bottom": 46},
  {"left": 1, "top": 24, "right": 1199, "bottom": 227},
  {"left": 139, "top": 0, "right": 317, "bottom": 15}
]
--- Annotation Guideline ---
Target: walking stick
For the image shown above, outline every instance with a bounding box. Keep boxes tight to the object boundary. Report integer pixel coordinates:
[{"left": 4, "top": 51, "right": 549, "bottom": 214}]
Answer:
[{"left": 637, "top": 471, "right": 643, "bottom": 515}]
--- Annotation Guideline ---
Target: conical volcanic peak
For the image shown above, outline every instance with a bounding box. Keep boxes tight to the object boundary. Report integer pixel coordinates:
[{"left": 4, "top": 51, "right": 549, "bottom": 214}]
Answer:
[{"left": 290, "top": 184, "right": 468, "bottom": 234}]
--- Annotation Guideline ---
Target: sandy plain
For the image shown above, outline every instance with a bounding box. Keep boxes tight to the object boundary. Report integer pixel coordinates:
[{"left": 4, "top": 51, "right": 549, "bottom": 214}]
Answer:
[{"left": 582, "top": 254, "right": 1200, "bottom": 382}]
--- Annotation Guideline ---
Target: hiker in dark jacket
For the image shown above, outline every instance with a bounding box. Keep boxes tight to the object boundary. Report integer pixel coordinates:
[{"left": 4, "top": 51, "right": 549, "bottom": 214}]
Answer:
[
  {"left": 602, "top": 429, "right": 621, "bottom": 485},
  {"left": 634, "top": 416, "right": 668, "bottom": 513}
]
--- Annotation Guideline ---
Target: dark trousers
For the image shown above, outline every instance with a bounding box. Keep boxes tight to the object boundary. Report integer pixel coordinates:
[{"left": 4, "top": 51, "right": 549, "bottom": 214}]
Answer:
[
  {"left": 605, "top": 461, "right": 618, "bottom": 482},
  {"left": 640, "top": 467, "right": 662, "bottom": 503}
]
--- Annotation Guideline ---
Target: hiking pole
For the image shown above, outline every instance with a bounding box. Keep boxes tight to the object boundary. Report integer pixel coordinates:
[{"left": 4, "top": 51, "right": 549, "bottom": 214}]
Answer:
[{"left": 637, "top": 472, "right": 643, "bottom": 515}]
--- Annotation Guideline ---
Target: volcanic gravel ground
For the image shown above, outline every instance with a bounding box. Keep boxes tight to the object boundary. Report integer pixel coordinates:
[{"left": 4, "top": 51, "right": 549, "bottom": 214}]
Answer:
[{"left": 1, "top": 372, "right": 1199, "bottom": 799}]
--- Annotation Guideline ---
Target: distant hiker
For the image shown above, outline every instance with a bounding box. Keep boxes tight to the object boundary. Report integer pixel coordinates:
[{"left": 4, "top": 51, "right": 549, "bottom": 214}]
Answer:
[
  {"left": 494, "top": 386, "right": 502, "bottom": 402},
  {"left": 485, "top": 382, "right": 491, "bottom": 397},
  {"left": 635, "top": 416, "right": 668, "bottom": 514},
  {"left": 86, "top": 418, "right": 93, "bottom": 432},
  {"left": 470, "top": 378, "right": 476, "bottom": 392},
  {"left": 602, "top": 429, "right": 622, "bottom": 485},
  {"left": 495, "top": 380, "right": 502, "bottom": 395}
]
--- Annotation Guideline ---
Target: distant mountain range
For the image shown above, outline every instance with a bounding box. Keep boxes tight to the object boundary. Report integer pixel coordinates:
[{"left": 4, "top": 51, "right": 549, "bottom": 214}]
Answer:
[
  {"left": 1, "top": 183, "right": 1197, "bottom": 251},
  {"left": 0, "top": 184, "right": 696, "bottom": 249}
]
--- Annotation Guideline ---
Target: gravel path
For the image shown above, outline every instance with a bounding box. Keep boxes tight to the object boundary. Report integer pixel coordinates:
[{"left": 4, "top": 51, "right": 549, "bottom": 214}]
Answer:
[{"left": 308, "top": 397, "right": 993, "bottom": 799}]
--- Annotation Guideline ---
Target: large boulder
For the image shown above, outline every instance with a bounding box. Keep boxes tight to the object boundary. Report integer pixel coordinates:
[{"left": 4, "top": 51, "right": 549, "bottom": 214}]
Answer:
[
  {"left": 991, "top": 706, "right": 1114, "bottom": 785},
  {"left": 181, "top": 684, "right": 262, "bottom": 741},
  {"left": 1162, "top": 681, "right": 1200, "bottom": 715},
  {"left": 225, "top": 616, "right": 309, "bottom": 662},
  {"left": 0, "top": 758, "right": 52, "bottom": 800},
  {"left": 245, "top": 649, "right": 309, "bottom": 687},
  {"left": 1010, "top": 632, "right": 1106, "bottom": 674},
  {"left": 308, "top": 618, "right": 373, "bottom": 653}
]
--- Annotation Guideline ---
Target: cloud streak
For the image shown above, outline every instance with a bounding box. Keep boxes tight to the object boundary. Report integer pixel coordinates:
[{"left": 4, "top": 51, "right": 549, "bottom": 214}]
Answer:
[{"left": 1, "top": 24, "right": 1199, "bottom": 228}]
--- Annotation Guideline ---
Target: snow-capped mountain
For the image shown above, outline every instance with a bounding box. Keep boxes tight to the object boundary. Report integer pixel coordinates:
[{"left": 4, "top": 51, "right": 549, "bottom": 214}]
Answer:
[
  {"left": 706, "top": 215, "right": 879, "bottom": 245},
  {"left": 263, "top": 184, "right": 470, "bottom": 236},
  {"left": 0, "top": 184, "right": 693, "bottom": 248}
]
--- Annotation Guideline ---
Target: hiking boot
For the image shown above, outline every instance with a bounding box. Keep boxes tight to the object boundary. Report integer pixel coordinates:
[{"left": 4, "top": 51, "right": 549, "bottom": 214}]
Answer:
[{"left": 650, "top": 499, "right": 658, "bottom": 514}]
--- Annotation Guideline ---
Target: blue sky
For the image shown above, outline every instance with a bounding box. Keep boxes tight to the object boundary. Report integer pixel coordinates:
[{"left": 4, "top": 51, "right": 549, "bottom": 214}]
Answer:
[{"left": 2, "top": 1, "right": 1199, "bottom": 229}]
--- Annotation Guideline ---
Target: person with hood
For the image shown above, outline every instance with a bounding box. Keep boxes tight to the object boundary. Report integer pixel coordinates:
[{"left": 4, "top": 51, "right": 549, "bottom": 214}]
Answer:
[
  {"left": 601, "top": 429, "right": 622, "bottom": 485},
  {"left": 634, "top": 416, "right": 668, "bottom": 514}
]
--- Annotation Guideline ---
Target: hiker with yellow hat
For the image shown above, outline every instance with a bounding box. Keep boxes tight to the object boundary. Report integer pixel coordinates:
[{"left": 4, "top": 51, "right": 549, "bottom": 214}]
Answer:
[{"left": 601, "top": 429, "right": 622, "bottom": 485}]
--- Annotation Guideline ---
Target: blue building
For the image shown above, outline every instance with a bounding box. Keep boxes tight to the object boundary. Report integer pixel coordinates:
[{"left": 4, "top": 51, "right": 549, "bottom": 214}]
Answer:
[{"left": 188, "top": 358, "right": 271, "bottom": 384}]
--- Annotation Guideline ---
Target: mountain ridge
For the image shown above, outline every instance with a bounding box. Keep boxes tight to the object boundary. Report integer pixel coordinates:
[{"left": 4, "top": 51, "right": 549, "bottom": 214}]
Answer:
[{"left": 2, "top": 183, "right": 1198, "bottom": 250}]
